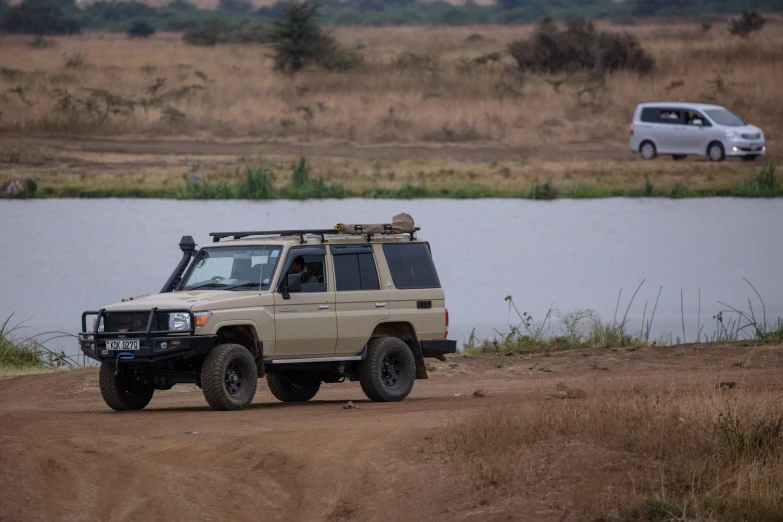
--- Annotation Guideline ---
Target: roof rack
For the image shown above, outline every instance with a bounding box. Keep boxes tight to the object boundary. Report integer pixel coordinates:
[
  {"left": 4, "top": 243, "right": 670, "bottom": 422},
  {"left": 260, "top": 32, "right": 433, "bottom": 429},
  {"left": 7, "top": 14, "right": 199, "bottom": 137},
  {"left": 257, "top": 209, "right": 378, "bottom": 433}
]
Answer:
[
  {"left": 210, "top": 229, "right": 338, "bottom": 244},
  {"left": 209, "top": 226, "right": 420, "bottom": 244}
]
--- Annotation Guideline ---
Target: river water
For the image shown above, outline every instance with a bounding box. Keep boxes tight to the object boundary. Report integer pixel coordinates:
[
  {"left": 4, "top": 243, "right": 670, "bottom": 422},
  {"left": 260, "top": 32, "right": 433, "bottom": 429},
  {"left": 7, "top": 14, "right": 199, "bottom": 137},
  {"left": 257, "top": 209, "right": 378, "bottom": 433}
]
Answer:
[{"left": 1, "top": 198, "right": 781, "bottom": 356}]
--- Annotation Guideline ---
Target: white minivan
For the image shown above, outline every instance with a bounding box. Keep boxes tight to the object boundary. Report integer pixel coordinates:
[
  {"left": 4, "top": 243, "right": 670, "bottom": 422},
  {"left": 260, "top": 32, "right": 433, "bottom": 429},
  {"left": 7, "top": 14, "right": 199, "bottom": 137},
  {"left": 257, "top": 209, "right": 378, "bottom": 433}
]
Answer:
[{"left": 630, "top": 102, "right": 765, "bottom": 162}]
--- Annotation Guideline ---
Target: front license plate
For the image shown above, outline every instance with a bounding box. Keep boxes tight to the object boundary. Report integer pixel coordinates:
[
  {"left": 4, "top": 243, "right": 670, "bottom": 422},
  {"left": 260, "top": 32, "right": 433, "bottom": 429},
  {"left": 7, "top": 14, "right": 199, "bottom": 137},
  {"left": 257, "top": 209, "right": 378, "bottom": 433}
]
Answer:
[
  {"left": 106, "top": 339, "right": 140, "bottom": 351},
  {"left": 750, "top": 144, "right": 759, "bottom": 151}
]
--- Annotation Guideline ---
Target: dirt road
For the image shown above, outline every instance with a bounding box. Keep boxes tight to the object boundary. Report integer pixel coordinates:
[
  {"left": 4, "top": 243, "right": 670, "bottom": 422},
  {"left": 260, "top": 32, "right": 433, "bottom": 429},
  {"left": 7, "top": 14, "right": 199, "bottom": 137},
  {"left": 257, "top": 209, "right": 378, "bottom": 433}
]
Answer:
[
  {"left": 2, "top": 135, "right": 633, "bottom": 163},
  {"left": 1, "top": 343, "right": 780, "bottom": 522}
]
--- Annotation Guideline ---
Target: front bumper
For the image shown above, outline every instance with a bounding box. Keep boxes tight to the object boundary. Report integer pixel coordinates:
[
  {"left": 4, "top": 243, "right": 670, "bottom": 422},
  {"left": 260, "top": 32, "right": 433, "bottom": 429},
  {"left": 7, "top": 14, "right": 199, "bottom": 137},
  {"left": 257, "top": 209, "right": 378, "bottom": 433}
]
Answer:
[
  {"left": 79, "top": 308, "right": 217, "bottom": 363},
  {"left": 726, "top": 140, "right": 765, "bottom": 157},
  {"left": 80, "top": 334, "right": 218, "bottom": 363}
]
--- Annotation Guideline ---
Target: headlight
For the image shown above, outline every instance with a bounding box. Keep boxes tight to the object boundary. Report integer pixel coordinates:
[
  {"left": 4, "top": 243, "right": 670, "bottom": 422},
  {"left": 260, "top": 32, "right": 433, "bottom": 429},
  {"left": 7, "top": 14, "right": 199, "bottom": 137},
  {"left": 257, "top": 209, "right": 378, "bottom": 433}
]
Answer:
[
  {"left": 725, "top": 129, "right": 739, "bottom": 139},
  {"left": 92, "top": 317, "right": 104, "bottom": 332},
  {"left": 168, "top": 313, "right": 191, "bottom": 331},
  {"left": 194, "top": 312, "right": 212, "bottom": 328}
]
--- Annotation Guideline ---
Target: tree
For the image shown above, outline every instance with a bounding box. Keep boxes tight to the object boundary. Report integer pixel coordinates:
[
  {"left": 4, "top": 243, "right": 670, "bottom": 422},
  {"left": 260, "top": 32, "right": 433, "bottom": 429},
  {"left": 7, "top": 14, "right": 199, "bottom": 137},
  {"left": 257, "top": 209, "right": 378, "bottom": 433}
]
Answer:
[
  {"left": 0, "top": 0, "right": 80, "bottom": 35},
  {"left": 270, "top": 2, "right": 335, "bottom": 72},
  {"left": 127, "top": 19, "right": 155, "bottom": 37}
]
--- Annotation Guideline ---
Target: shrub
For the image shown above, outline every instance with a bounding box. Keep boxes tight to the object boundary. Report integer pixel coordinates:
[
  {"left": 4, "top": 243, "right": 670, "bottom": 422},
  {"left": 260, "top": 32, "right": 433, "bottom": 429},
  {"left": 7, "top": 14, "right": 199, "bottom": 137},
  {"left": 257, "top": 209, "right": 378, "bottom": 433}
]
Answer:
[
  {"left": 127, "top": 19, "right": 155, "bottom": 38},
  {"left": 728, "top": 11, "right": 766, "bottom": 37},
  {"left": 182, "top": 19, "right": 270, "bottom": 45},
  {"left": 508, "top": 16, "right": 653, "bottom": 75},
  {"left": 217, "top": 0, "right": 251, "bottom": 13},
  {"left": 0, "top": 0, "right": 80, "bottom": 35}
]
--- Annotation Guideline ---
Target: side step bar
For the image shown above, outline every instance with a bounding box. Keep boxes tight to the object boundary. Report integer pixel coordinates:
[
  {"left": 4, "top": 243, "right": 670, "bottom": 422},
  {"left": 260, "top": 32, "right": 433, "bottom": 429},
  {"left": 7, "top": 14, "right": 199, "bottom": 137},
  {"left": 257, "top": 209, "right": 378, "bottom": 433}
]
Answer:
[{"left": 266, "top": 347, "right": 367, "bottom": 365}]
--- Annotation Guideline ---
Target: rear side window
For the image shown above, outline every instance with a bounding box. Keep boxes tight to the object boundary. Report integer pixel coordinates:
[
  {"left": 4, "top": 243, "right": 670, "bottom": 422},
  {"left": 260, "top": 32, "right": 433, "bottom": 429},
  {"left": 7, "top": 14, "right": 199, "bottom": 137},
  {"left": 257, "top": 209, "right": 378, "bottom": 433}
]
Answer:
[
  {"left": 383, "top": 243, "right": 441, "bottom": 289},
  {"left": 640, "top": 108, "right": 683, "bottom": 124},
  {"left": 333, "top": 253, "right": 380, "bottom": 291}
]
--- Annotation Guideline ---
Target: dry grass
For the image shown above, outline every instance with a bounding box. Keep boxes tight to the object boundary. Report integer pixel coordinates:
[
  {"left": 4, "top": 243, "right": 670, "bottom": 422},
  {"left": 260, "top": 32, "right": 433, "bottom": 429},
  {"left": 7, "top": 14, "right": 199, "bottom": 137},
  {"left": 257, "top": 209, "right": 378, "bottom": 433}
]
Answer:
[
  {"left": 1, "top": 21, "right": 782, "bottom": 146},
  {"left": 441, "top": 374, "right": 783, "bottom": 520}
]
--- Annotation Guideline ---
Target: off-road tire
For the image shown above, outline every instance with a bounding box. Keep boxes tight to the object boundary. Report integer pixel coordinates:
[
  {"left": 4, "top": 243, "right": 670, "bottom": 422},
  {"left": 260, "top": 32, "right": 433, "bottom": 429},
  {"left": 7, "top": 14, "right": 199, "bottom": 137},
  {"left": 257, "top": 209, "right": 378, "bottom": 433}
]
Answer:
[
  {"left": 266, "top": 372, "right": 321, "bottom": 402},
  {"left": 201, "top": 343, "right": 258, "bottom": 411},
  {"left": 359, "top": 337, "right": 416, "bottom": 402},
  {"left": 672, "top": 154, "right": 687, "bottom": 161},
  {"left": 99, "top": 362, "right": 154, "bottom": 411},
  {"left": 640, "top": 141, "right": 656, "bottom": 160},
  {"left": 708, "top": 141, "right": 725, "bottom": 162}
]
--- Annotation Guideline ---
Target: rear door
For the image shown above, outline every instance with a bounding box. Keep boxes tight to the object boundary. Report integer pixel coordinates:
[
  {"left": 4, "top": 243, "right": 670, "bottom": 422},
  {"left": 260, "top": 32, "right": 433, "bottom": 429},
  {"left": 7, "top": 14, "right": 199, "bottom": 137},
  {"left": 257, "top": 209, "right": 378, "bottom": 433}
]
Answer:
[
  {"left": 273, "top": 246, "right": 337, "bottom": 357},
  {"left": 331, "top": 245, "right": 389, "bottom": 355},
  {"left": 654, "top": 108, "right": 686, "bottom": 153}
]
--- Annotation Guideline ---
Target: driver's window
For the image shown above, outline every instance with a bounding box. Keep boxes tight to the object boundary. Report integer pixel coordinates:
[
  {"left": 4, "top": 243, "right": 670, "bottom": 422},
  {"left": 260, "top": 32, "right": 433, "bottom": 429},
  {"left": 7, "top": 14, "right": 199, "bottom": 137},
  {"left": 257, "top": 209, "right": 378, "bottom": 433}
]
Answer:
[{"left": 282, "top": 252, "right": 327, "bottom": 293}]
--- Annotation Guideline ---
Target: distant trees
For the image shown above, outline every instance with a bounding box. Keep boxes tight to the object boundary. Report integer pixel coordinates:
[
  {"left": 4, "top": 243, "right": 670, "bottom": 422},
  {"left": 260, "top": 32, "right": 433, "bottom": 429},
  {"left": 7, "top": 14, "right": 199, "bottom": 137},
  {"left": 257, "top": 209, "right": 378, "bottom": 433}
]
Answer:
[
  {"left": 508, "top": 17, "right": 654, "bottom": 75},
  {"left": 0, "top": 0, "right": 79, "bottom": 35}
]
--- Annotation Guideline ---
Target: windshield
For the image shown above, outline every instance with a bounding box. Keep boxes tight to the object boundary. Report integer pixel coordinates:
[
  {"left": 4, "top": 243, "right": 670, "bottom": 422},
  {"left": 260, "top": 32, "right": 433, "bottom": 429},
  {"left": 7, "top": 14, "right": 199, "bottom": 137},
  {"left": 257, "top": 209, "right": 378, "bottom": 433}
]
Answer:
[
  {"left": 704, "top": 109, "right": 745, "bottom": 127},
  {"left": 179, "top": 246, "right": 283, "bottom": 291}
]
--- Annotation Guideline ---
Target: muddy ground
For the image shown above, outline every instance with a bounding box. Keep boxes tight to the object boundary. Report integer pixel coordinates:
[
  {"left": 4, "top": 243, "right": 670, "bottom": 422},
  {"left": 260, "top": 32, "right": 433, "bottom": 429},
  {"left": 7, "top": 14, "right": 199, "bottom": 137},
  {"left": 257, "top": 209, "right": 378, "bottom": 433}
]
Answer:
[{"left": 1, "top": 343, "right": 780, "bottom": 521}]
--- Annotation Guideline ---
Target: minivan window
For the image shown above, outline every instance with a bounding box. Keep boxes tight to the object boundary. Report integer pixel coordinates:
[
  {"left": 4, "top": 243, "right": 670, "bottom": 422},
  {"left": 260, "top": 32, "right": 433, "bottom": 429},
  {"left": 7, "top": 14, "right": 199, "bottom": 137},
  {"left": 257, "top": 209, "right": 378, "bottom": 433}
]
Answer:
[
  {"left": 383, "top": 243, "right": 441, "bottom": 289},
  {"left": 704, "top": 109, "right": 744, "bottom": 126},
  {"left": 640, "top": 108, "right": 682, "bottom": 124}
]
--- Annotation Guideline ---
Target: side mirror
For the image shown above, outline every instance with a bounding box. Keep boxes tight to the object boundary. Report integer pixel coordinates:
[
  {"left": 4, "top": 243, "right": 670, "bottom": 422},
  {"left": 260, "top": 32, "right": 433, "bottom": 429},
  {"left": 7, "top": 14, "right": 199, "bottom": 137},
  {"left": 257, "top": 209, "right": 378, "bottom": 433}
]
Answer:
[
  {"left": 280, "top": 274, "right": 302, "bottom": 299},
  {"left": 692, "top": 119, "right": 703, "bottom": 126}
]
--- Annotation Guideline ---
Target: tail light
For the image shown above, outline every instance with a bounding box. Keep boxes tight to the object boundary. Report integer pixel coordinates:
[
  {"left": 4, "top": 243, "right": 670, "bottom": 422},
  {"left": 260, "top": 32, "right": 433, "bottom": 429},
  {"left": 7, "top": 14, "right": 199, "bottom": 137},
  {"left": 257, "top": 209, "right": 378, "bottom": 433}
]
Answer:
[
  {"left": 629, "top": 123, "right": 634, "bottom": 136},
  {"left": 444, "top": 308, "right": 449, "bottom": 339}
]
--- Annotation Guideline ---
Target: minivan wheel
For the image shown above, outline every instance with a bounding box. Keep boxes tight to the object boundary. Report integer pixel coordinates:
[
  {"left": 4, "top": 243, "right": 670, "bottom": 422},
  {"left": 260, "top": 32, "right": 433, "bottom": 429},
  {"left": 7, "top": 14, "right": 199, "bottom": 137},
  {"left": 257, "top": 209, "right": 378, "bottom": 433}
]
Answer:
[
  {"left": 359, "top": 337, "right": 416, "bottom": 402},
  {"left": 99, "top": 363, "right": 154, "bottom": 411},
  {"left": 640, "top": 141, "right": 656, "bottom": 160},
  {"left": 708, "top": 142, "right": 725, "bottom": 162},
  {"left": 266, "top": 372, "right": 321, "bottom": 402},
  {"left": 201, "top": 343, "right": 258, "bottom": 411},
  {"left": 672, "top": 154, "right": 687, "bottom": 161}
]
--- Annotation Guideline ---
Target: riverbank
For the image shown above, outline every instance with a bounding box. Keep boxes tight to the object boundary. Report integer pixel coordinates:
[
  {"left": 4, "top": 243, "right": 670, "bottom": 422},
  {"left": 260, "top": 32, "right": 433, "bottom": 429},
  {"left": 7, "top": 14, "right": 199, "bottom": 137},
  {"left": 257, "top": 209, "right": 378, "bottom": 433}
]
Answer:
[{"left": 1, "top": 136, "right": 781, "bottom": 199}]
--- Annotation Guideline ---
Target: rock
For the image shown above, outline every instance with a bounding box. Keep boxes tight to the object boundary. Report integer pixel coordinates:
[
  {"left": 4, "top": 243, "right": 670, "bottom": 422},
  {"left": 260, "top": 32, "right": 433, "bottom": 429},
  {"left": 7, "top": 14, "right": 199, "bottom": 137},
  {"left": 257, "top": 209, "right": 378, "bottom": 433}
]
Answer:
[
  {"left": 0, "top": 177, "right": 37, "bottom": 199},
  {"left": 343, "top": 401, "right": 359, "bottom": 410}
]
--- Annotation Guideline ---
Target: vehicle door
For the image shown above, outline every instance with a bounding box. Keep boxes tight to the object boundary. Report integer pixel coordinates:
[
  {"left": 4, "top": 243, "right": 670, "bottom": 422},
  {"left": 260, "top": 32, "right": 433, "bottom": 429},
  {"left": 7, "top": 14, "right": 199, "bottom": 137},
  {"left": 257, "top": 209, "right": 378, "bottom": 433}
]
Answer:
[
  {"left": 273, "top": 246, "right": 337, "bottom": 357},
  {"left": 680, "top": 109, "right": 713, "bottom": 154},
  {"left": 331, "top": 244, "right": 389, "bottom": 355},
  {"left": 653, "top": 108, "right": 686, "bottom": 153}
]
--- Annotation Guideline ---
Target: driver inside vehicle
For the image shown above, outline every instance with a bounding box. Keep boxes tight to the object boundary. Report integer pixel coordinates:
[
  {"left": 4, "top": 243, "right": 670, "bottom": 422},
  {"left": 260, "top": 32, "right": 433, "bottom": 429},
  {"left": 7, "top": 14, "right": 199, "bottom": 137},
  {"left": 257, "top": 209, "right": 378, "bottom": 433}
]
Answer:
[{"left": 288, "top": 256, "right": 318, "bottom": 284}]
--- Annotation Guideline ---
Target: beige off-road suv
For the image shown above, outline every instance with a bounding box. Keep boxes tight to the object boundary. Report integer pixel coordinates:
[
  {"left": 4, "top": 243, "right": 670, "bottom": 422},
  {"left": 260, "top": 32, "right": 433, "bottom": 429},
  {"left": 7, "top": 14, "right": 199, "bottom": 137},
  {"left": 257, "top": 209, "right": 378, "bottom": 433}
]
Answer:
[{"left": 79, "top": 214, "right": 455, "bottom": 411}]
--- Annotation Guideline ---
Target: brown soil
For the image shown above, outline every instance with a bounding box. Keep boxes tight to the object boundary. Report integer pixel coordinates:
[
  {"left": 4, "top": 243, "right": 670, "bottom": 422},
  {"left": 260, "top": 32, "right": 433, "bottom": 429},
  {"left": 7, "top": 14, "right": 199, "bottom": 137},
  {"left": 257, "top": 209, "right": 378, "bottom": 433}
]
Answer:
[{"left": 1, "top": 342, "right": 780, "bottom": 522}]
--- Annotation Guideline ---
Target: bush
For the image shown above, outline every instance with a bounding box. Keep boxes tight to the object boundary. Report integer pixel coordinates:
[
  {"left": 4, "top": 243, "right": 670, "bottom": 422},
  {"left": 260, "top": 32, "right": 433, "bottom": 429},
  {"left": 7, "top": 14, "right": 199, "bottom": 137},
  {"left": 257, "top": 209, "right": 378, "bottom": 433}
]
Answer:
[
  {"left": 0, "top": 0, "right": 80, "bottom": 35},
  {"left": 508, "top": 16, "right": 653, "bottom": 75},
  {"left": 182, "top": 19, "right": 270, "bottom": 45},
  {"left": 728, "top": 11, "right": 766, "bottom": 37},
  {"left": 127, "top": 19, "right": 155, "bottom": 37}
]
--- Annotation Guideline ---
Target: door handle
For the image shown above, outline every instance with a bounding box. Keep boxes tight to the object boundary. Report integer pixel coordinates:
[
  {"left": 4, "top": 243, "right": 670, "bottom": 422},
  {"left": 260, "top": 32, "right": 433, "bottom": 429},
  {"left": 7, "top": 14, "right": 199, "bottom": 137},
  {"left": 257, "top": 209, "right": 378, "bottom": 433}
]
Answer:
[
  {"left": 319, "top": 304, "right": 330, "bottom": 310},
  {"left": 375, "top": 302, "right": 386, "bottom": 308}
]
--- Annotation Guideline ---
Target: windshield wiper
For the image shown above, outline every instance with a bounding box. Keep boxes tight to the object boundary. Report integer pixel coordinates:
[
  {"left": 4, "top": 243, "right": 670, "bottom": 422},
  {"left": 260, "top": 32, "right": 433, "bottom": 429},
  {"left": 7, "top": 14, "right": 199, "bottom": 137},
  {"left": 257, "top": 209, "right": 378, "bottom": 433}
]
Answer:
[
  {"left": 223, "top": 282, "right": 262, "bottom": 291},
  {"left": 185, "top": 282, "right": 228, "bottom": 291}
]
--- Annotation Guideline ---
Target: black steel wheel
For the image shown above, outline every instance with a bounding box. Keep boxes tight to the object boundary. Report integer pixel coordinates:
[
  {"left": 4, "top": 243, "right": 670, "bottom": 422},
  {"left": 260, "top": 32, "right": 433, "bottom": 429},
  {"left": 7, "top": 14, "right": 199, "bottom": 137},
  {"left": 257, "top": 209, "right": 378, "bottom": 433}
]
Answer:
[
  {"left": 99, "top": 362, "right": 154, "bottom": 411},
  {"left": 266, "top": 372, "right": 321, "bottom": 402},
  {"left": 359, "top": 337, "right": 415, "bottom": 402},
  {"left": 201, "top": 343, "right": 257, "bottom": 411}
]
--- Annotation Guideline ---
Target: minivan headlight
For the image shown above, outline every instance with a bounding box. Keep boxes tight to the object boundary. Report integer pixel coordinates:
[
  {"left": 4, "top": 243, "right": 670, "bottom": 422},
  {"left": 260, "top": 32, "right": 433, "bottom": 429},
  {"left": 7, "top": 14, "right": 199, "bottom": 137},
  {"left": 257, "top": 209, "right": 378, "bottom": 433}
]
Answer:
[
  {"left": 725, "top": 129, "right": 739, "bottom": 139},
  {"left": 168, "top": 313, "right": 191, "bottom": 331}
]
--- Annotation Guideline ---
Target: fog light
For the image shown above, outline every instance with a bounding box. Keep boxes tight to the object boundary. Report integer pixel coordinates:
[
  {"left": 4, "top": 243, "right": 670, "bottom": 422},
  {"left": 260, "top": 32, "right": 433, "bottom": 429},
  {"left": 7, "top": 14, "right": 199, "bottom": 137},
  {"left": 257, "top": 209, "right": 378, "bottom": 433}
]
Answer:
[
  {"left": 160, "top": 341, "right": 168, "bottom": 350},
  {"left": 732, "top": 146, "right": 738, "bottom": 152},
  {"left": 763, "top": 146, "right": 766, "bottom": 151}
]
